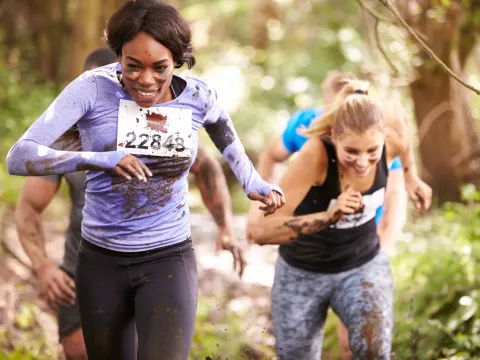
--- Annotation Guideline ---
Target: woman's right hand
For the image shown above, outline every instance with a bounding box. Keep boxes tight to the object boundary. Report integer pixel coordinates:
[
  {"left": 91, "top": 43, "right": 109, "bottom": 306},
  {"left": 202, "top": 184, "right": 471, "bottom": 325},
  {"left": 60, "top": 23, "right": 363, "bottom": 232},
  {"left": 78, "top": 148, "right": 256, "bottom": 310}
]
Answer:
[
  {"left": 114, "top": 155, "right": 153, "bottom": 182},
  {"left": 327, "top": 189, "right": 363, "bottom": 223}
]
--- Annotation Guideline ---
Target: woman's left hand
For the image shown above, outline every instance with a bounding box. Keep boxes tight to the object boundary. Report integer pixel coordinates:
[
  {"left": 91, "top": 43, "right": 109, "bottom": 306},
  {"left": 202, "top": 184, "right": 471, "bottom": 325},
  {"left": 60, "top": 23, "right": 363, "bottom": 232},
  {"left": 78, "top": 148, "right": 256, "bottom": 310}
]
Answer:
[{"left": 248, "top": 190, "right": 286, "bottom": 217}]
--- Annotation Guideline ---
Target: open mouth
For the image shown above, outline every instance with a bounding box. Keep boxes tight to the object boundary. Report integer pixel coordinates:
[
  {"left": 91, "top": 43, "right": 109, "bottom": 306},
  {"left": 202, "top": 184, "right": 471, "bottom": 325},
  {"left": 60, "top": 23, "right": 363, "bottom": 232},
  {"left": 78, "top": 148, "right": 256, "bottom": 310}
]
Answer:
[
  {"left": 353, "top": 165, "right": 369, "bottom": 175},
  {"left": 135, "top": 89, "right": 158, "bottom": 100}
]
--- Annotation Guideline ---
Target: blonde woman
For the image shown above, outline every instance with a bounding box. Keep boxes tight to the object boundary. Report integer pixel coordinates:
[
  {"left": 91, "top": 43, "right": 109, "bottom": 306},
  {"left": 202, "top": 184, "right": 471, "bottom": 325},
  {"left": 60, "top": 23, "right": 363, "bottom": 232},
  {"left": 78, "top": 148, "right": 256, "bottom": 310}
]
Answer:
[{"left": 250, "top": 81, "right": 431, "bottom": 359}]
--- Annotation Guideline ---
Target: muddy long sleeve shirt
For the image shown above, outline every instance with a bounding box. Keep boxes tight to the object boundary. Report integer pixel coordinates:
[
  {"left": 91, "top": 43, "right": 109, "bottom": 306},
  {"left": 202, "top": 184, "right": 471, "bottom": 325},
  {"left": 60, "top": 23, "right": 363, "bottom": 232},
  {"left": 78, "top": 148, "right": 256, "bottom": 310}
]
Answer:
[{"left": 6, "top": 63, "right": 280, "bottom": 252}]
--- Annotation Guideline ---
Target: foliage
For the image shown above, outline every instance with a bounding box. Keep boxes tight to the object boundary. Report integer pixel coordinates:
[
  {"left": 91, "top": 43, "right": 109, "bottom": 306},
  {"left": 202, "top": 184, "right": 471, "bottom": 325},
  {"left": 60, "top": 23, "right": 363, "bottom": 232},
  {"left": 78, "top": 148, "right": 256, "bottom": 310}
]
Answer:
[
  {"left": 181, "top": 0, "right": 360, "bottom": 155},
  {"left": 190, "top": 296, "right": 243, "bottom": 359},
  {"left": 0, "top": 301, "right": 58, "bottom": 360},
  {"left": 387, "top": 185, "right": 480, "bottom": 359},
  {"left": 0, "top": 53, "right": 56, "bottom": 205},
  {"left": 316, "top": 185, "right": 480, "bottom": 360},
  {"left": 190, "top": 296, "right": 269, "bottom": 360}
]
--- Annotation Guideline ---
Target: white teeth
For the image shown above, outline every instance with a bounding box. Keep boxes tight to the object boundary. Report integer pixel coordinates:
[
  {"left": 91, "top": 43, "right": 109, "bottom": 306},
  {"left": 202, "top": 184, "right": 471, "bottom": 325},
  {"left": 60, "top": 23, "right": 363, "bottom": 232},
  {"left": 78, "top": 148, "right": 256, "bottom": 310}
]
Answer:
[{"left": 136, "top": 90, "right": 156, "bottom": 97}]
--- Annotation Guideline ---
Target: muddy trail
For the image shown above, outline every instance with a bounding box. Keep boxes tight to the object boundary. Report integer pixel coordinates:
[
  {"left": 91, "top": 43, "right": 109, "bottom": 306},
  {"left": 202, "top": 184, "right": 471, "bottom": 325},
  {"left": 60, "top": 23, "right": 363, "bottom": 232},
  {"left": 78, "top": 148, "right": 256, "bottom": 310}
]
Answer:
[
  {"left": 0, "top": 207, "right": 342, "bottom": 359},
  {"left": 0, "top": 206, "right": 283, "bottom": 359}
]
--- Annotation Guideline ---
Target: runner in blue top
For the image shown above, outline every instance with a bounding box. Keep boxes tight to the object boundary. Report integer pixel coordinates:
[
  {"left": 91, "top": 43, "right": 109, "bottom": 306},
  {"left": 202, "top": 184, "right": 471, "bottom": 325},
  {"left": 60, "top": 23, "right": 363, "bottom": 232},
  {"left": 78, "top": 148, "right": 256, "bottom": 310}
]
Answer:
[{"left": 6, "top": 1, "right": 285, "bottom": 358}]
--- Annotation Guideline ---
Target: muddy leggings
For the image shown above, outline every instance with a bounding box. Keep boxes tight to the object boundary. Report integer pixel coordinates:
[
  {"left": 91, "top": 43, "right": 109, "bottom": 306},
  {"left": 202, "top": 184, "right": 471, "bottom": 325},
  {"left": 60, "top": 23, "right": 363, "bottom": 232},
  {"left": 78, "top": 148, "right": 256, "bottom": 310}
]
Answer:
[
  {"left": 76, "top": 238, "right": 198, "bottom": 360},
  {"left": 271, "top": 251, "right": 393, "bottom": 360}
]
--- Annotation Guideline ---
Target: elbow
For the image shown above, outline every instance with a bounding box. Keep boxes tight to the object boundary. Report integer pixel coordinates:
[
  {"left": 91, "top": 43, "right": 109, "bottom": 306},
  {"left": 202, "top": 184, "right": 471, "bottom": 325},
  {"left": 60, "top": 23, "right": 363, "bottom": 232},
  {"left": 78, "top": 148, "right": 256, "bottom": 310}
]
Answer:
[
  {"left": 6, "top": 141, "right": 38, "bottom": 176},
  {"left": 6, "top": 151, "right": 21, "bottom": 175},
  {"left": 6, "top": 151, "right": 28, "bottom": 176}
]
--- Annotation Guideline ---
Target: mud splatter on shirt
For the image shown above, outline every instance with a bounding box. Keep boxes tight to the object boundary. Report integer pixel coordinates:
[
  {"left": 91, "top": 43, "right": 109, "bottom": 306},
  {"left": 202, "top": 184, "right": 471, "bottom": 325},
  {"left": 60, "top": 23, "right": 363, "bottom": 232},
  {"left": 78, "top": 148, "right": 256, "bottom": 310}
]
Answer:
[{"left": 6, "top": 63, "right": 281, "bottom": 252}]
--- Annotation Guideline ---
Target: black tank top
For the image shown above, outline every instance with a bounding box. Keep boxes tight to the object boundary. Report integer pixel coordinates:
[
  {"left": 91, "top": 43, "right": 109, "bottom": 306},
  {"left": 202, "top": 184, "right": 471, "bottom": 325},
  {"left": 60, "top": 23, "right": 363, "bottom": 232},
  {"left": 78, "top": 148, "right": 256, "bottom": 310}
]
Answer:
[{"left": 279, "top": 138, "right": 388, "bottom": 273}]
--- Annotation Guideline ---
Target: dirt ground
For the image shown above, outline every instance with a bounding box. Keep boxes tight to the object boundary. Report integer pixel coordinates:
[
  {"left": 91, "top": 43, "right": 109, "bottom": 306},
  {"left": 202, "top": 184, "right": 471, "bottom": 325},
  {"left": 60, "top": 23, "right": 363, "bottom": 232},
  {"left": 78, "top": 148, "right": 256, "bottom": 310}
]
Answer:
[{"left": 0, "top": 205, "right": 282, "bottom": 359}]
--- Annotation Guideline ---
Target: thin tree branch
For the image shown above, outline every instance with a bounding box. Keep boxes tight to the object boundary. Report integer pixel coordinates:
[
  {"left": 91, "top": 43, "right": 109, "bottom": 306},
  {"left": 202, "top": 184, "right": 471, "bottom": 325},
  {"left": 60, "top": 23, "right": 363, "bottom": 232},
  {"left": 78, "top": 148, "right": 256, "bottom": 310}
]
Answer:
[
  {"left": 418, "top": 101, "right": 452, "bottom": 140},
  {"left": 357, "top": 0, "right": 396, "bottom": 23},
  {"left": 373, "top": 18, "right": 399, "bottom": 74},
  {"left": 450, "top": 143, "right": 480, "bottom": 167},
  {"left": 376, "top": 0, "right": 480, "bottom": 95},
  {"left": 355, "top": 0, "right": 429, "bottom": 41}
]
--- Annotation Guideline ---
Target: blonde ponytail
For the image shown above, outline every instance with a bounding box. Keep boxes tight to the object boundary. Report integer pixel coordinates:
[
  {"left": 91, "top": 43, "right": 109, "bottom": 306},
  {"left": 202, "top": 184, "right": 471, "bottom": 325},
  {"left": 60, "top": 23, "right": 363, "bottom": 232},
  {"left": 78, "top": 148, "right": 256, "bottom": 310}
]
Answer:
[{"left": 302, "top": 79, "right": 381, "bottom": 138}]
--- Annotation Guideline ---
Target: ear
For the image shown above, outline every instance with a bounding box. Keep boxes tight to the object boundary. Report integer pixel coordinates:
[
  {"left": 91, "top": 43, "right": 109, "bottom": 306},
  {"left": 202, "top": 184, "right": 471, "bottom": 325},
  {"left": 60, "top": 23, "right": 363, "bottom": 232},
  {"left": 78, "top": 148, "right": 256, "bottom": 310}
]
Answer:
[{"left": 330, "top": 128, "right": 336, "bottom": 143}]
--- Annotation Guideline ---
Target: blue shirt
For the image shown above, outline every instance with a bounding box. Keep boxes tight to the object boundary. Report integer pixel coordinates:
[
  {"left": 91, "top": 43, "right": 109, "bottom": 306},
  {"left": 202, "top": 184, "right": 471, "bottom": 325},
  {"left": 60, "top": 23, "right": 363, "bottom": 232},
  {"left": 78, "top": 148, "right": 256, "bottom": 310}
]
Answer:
[{"left": 281, "top": 108, "right": 401, "bottom": 224}]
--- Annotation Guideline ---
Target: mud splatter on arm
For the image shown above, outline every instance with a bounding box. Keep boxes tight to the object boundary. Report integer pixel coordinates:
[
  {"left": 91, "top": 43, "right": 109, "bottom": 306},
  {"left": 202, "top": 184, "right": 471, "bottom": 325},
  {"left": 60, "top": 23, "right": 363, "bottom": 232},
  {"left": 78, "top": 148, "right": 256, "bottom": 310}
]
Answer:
[
  {"left": 251, "top": 212, "right": 337, "bottom": 245},
  {"left": 203, "top": 85, "right": 282, "bottom": 198},
  {"left": 250, "top": 137, "right": 333, "bottom": 245},
  {"left": 6, "top": 72, "right": 127, "bottom": 176}
]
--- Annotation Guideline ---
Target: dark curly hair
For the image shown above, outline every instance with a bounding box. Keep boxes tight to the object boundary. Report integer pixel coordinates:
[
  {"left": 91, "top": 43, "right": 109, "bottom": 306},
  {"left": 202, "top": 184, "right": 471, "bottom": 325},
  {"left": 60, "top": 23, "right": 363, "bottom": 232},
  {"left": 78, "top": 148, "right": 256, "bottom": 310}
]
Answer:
[{"left": 104, "top": 0, "right": 195, "bottom": 69}]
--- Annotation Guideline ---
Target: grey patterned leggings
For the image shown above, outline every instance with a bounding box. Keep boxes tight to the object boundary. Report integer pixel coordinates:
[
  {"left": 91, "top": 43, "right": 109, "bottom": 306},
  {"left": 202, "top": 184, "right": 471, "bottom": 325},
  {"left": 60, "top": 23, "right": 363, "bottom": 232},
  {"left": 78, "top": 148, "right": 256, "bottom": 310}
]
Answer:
[{"left": 271, "top": 251, "right": 393, "bottom": 360}]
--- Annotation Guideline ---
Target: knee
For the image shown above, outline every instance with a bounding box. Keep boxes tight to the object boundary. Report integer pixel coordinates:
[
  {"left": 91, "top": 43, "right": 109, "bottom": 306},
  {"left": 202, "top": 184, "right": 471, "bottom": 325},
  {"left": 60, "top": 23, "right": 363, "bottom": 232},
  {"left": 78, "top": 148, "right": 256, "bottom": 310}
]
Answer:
[
  {"left": 350, "top": 332, "right": 389, "bottom": 360},
  {"left": 61, "top": 329, "right": 88, "bottom": 360}
]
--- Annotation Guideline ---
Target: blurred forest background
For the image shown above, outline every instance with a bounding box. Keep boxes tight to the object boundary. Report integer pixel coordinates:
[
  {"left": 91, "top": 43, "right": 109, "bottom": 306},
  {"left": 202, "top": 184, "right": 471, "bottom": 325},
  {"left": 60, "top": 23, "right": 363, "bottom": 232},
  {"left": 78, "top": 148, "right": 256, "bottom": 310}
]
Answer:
[{"left": 0, "top": 0, "right": 480, "bottom": 359}]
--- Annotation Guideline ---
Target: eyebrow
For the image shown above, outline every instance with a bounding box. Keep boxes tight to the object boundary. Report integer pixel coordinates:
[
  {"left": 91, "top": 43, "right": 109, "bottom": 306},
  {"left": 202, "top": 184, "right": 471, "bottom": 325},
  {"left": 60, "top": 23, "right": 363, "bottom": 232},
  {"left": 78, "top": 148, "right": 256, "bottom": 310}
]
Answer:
[
  {"left": 344, "top": 146, "right": 379, "bottom": 152},
  {"left": 126, "top": 56, "right": 170, "bottom": 65}
]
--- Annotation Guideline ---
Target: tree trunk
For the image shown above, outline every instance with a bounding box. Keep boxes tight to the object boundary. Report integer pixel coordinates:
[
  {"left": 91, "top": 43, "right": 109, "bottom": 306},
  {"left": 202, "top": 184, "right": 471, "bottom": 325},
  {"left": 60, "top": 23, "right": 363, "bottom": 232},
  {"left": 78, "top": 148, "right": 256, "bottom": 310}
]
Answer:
[
  {"left": 397, "top": 0, "right": 480, "bottom": 202},
  {"left": 251, "top": 0, "right": 278, "bottom": 50},
  {"left": 68, "top": 0, "right": 104, "bottom": 80}
]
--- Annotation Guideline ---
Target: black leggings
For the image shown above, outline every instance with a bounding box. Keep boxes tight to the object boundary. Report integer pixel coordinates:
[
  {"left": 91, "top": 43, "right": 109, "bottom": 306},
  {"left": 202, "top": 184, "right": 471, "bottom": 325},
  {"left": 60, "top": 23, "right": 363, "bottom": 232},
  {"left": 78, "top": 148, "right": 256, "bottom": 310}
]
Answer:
[{"left": 76, "top": 238, "right": 198, "bottom": 360}]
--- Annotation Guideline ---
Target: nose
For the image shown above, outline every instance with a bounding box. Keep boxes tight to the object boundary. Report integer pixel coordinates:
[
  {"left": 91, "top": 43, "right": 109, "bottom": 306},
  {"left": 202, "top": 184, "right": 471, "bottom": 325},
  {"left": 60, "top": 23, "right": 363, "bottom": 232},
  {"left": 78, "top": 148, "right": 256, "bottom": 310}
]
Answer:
[
  {"left": 356, "top": 155, "right": 368, "bottom": 167},
  {"left": 138, "top": 69, "right": 155, "bottom": 87}
]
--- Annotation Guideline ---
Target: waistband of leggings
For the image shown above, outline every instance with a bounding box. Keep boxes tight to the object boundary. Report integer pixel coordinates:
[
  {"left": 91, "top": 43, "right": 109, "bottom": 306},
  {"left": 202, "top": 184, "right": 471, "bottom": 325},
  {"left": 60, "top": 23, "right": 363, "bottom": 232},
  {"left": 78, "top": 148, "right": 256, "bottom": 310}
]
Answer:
[{"left": 80, "top": 237, "right": 192, "bottom": 259}]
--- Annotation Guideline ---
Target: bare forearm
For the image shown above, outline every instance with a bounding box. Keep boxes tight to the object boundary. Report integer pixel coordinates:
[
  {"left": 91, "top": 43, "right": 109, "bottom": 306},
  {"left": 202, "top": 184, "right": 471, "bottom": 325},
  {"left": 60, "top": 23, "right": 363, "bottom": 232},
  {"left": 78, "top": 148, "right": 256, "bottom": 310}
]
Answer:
[
  {"left": 253, "top": 212, "right": 333, "bottom": 245},
  {"left": 378, "top": 212, "right": 401, "bottom": 248},
  {"left": 399, "top": 140, "right": 418, "bottom": 179},
  {"left": 14, "top": 205, "right": 50, "bottom": 272},
  {"left": 195, "top": 158, "right": 233, "bottom": 231},
  {"left": 257, "top": 152, "right": 278, "bottom": 183}
]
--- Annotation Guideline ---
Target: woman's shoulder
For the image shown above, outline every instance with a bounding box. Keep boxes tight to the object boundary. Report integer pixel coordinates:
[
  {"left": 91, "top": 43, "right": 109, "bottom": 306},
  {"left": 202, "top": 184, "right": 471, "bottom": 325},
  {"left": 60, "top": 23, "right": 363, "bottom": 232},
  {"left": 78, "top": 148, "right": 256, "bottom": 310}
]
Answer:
[
  {"left": 87, "top": 63, "right": 123, "bottom": 89},
  {"left": 181, "top": 76, "right": 217, "bottom": 100},
  {"left": 296, "top": 136, "right": 329, "bottom": 173}
]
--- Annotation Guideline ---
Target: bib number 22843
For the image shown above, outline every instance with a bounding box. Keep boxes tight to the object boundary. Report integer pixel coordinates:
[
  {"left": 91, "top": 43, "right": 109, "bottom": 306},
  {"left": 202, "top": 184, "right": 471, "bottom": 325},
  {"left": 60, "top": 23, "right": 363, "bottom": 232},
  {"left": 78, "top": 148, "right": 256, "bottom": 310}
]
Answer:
[
  {"left": 124, "top": 132, "right": 185, "bottom": 152},
  {"left": 116, "top": 100, "right": 192, "bottom": 158}
]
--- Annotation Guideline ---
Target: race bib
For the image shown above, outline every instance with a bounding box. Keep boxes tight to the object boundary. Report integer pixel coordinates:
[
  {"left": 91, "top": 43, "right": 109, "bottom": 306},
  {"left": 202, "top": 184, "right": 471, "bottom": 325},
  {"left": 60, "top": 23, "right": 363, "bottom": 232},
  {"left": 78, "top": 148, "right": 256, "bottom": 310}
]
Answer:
[
  {"left": 117, "top": 100, "right": 193, "bottom": 157},
  {"left": 327, "top": 187, "right": 385, "bottom": 229}
]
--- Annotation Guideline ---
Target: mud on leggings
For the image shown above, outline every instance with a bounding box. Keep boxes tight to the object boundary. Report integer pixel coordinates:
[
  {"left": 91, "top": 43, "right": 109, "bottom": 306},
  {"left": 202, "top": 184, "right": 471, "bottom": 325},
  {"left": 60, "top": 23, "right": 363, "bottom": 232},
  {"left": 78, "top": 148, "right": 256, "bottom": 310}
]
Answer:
[
  {"left": 76, "top": 238, "right": 198, "bottom": 360},
  {"left": 271, "top": 250, "right": 393, "bottom": 360}
]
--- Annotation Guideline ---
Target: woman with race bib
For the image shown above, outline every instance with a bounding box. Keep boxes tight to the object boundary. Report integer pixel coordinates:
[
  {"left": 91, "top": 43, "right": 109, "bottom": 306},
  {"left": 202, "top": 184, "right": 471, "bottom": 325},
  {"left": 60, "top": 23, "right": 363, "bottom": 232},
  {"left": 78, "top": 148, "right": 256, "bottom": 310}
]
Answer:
[
  {"left": 250, "top": 80, "right": 431, "bottom": 359},
  {"left": 6, "top": 1, "right": 285, "bottom": 358}
]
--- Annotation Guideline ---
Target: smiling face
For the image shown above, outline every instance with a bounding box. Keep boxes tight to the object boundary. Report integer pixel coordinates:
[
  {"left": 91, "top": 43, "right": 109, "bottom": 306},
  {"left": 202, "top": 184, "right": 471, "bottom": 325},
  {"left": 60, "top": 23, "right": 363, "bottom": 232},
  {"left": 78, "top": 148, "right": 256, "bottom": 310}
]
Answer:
[
  {"left": 119, "top": 32, "right": 175, "bottom": 107},
  {"left": 333, "top": 127, "right": 385, "bottom": 177}
]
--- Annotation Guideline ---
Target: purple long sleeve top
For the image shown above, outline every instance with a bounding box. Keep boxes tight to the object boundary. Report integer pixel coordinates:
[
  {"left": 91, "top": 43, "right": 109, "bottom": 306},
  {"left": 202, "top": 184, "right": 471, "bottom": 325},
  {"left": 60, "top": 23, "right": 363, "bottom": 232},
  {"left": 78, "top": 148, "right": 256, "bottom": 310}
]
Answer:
[{"left": 7, "top": 63, "right": 280, "bottom": 252}]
